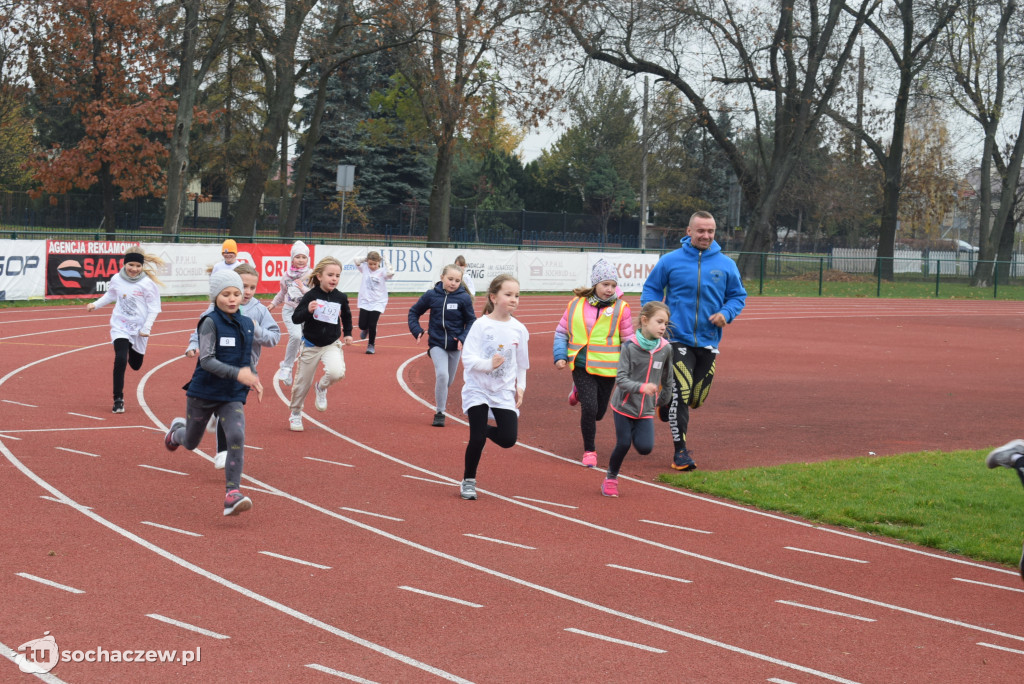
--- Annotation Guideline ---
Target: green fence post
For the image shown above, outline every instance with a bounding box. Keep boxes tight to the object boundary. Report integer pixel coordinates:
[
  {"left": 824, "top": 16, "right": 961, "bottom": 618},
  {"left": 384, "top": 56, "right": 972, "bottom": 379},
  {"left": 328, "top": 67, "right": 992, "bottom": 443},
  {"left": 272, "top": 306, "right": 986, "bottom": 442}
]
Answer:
[
  {"left": 759, "top": 252, "right": 765, "bottom": 295},
  {"left": 935, "top": 260, "right": 940, "bottom": 297},
  {"left": 818, "top": 257, "right": 824, "bottom": 296}
]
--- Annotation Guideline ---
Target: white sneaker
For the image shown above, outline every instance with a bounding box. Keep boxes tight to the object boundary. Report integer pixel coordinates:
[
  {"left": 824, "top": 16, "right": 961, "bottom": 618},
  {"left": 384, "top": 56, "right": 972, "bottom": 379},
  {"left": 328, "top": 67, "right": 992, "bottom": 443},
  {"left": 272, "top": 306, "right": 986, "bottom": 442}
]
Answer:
[
  {"left": 278, "top": 367, "right": 293, "bottom": 386},
  {"left": 314, "top": 379, "right": 328, "bottom": 411},
  {"left": 205, "top": 414, "right": 218, "bottom": 433},
  {"left": 214, "top": 451, "right": 227, "bottom": 469},
  {"left": 289, "top": 413, "right": 304, "bottom": 432}
]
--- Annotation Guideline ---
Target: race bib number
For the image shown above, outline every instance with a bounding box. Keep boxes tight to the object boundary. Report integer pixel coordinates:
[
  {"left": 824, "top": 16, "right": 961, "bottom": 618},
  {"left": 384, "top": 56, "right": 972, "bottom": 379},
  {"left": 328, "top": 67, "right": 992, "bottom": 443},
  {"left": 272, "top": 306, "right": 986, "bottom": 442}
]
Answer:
[
  {"left": 220, "top": 337, "right": 236, "bottom": 347},
  {"left": 653, "top": 361, "right": 663, "bottom": 369},
  {"left": 313, "top": 300, "right": 341, "bottom": 324},
  {"left": 446, "top": 303, "right": 459, "bottom": 310}
]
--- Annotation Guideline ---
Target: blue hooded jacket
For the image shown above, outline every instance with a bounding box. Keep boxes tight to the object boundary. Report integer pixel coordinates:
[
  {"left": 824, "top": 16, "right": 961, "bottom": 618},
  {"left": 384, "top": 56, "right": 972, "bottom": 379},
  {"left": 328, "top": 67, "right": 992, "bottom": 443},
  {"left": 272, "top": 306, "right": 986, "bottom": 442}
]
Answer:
[
  {"left": 640, "top": 237, "right": 746, "bottom": 348},
  {"left": 407, "top": 282, "right": 476, "bottom": 351}
]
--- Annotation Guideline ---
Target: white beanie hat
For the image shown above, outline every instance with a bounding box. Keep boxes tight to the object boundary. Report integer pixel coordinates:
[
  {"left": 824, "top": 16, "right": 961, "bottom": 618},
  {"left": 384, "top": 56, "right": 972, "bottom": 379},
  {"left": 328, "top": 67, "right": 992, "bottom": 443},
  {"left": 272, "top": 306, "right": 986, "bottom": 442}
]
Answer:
[
  {"left": 590, "top": 259, "right": 618, "bottom": 286},
  {"left": 291, "top": 240, "right": 309, "bottom": 258},
  {"left": 210, "top": 269, "right": 243, "bottom": 302}
]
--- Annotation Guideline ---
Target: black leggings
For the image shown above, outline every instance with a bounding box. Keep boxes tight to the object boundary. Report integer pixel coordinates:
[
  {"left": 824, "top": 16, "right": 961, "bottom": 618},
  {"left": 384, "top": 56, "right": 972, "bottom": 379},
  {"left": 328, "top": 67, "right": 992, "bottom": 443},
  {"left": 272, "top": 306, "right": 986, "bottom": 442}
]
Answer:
[
  {"left": 112, "top": 338, "right": 145, "bottom": 400},
  {"left": 571, "top": 367, "right": 615, "bottom": 452},
  {"left": 463, "top": 404, "right": 518, "bottom": 479},
  {"left": 607, "top": 412, "right": 655, "bottom": 479},
  {"left": 358, "top": 309, "right": 382, "bottom": 345},
  {"left": 665, "top": 343, "right": 716, "bottom": 450}
]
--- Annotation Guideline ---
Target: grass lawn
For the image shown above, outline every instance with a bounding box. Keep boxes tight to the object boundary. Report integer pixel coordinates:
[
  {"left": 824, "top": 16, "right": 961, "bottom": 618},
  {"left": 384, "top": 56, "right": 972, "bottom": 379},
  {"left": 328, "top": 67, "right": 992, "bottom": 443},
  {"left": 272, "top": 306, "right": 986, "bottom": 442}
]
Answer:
[{"left": 661, "top": 449, "right": 1024, "bottom": 569}]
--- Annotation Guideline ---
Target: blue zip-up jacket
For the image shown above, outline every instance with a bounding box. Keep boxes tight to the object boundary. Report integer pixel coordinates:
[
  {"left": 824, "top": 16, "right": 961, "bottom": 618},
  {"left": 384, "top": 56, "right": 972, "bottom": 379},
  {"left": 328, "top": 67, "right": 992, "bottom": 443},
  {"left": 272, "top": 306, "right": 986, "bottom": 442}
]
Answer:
[
  {"left": 640, "top": 237, "right": 746, "bottom": 349},
  {"left": 185, "top": 307, "right": 254, "bottom": 404},
  {"left": 407, "top": 282, "right": 476, "bottom": 351}
]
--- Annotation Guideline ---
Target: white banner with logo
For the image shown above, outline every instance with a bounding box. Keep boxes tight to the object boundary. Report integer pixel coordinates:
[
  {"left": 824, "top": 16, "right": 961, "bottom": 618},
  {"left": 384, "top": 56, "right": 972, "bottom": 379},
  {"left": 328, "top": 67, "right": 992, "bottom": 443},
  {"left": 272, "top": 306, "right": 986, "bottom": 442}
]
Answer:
[
  {"left": 0, "top": 240, "right": 46, "bottom": 300},
  {"left": 2, "top": 240, "right": 667, "bottom": 301}
]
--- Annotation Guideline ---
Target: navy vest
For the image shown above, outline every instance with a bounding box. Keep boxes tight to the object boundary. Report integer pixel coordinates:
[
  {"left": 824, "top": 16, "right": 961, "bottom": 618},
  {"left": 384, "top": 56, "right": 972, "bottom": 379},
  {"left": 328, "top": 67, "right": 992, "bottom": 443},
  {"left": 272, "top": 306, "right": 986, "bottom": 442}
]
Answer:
[{"left": 185, "top": 307, "right": 254, "bottom": 404}]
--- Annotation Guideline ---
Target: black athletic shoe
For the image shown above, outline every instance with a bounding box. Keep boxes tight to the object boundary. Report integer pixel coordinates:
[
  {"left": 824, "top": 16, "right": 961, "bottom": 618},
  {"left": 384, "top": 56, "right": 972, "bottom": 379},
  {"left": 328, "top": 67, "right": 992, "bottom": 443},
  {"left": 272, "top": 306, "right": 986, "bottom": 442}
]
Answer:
[
  {"left": 431, "top": 411, "right": 445, "bottom": 427},
  {"left": 671, "top": 448, "right": 696, "bottom": 471},
  {"left": 112, "top": 398, "right": 125, "bottom": 414}
]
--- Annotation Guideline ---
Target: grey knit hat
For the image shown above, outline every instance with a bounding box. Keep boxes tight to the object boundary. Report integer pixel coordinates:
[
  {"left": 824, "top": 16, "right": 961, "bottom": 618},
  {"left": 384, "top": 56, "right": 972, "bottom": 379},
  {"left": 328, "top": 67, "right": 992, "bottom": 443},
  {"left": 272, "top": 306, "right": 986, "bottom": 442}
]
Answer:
[
  {"left": 590, "top": 259, "right": 618, "bottom": 286},
  {"left": 210, "top": 269, "right": 244, "bottom": 302}
]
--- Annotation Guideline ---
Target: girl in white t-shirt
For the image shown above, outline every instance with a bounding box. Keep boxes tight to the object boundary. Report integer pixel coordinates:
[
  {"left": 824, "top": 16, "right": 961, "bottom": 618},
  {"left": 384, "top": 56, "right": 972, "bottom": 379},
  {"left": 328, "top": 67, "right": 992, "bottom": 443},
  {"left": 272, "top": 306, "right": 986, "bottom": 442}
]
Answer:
[
  {"left": 85, "top": 248, "right": 164, "bottom": 414},
  {"left": 458, "top": 274, "right": 529, "bottom": 500},
  {"left": 353, "top": 250, "right": 394, "bottom": 355}
]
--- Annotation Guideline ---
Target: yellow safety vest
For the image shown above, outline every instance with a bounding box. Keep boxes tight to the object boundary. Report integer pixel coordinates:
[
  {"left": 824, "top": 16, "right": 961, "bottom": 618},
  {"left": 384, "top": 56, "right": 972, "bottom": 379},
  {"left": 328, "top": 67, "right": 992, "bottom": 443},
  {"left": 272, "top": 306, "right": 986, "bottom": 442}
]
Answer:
[{"left": 566, "top": 297, "right": 626, "bottom": 377}]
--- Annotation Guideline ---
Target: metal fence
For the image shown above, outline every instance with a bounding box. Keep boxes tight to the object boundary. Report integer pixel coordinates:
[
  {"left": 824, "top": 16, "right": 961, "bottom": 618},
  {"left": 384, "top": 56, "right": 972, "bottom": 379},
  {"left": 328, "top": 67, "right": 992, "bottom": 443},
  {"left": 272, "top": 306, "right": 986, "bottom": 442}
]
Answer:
[{"left": 0, "top": 191, "right": 647, "bottom": 248}]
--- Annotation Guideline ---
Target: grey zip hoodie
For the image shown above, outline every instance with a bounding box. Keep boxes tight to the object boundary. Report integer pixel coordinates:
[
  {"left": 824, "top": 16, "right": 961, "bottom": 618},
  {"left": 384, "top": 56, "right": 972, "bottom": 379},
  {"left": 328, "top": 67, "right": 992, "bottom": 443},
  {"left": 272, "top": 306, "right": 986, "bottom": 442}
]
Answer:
[{"left": 610, "top": 335, "right": 675, "bottom": 419}]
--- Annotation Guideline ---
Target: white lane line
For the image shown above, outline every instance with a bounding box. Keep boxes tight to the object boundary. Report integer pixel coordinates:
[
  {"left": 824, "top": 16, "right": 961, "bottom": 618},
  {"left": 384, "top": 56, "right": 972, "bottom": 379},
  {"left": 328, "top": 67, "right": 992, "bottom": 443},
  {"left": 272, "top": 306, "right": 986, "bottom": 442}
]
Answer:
[
  {"left": 305, "top": 664, "right": 378, "bottom": 682},
  {"left": 246, "top": 445, "right": 263, "bottom": 451},
  {"left": 0, "top": 425, "right": 162, "bottom": 434},
  {"left": 15, "top": 573, "right": 85, "bottom": 594},
  {"left": 564, "top": 628, "right": 667, "bottom": 653},
  {"left": 403, "top": 474, "right": 456, "bottom": 486},
  {"left": 40, "top": 495, "right": 92, "bottom": 509},
  {"left": 138, "top": 464, "right": 189, "bottom": 476},
  {"left": 304, "top": 456, "right": 355, "bottom": 468},
  {"left": 0, "top": 640, "right": 69, "bottom": 683},
  {"left": 140, "top": 521, "right": 203, "bottom": 537},
  {"left": 512, "top": 495, "right": 577, "bottom": 509},
  {"left": 464, "top": 534, "right": 536, "bottom": 550},
  {"left": 785, "top": 547, "right": 869, "bottom": 564},
  {"left": 259, "top": 551, "right": 332, "bottom": 570},
  {"left": 340, "top": 507, "right": 404, "bottom": 522},
  {"left": 775, "top": 600, "right": 875, "bottom": 623},
  {"left": 398, "top": 586, "right": 483, "bottom": 608},
  {"left": 606, "top": 564, "right": 692, "bottom": 584},
  {"left": 56, "top": 447, "right": 100, "bottom": 458},
  {"left": 977, "top": 642, "right": 1024, "bottom": 655},
  {"left": 66, "top": 412, "right": 104, "bottom": 421},
  {"left": 953, "top": 577, "right": 1024, "bottom": 593},
  {"left": 768, "top": 679, "right": 800, "bottom": 684},
  {"left": 640, "top": 519, "right": 714, "bottom": 535},
  {"left": 146, "top": 614, "right": 230, "bottom": 639},
  {"left": 0, "top": 433, "right": 20, "bottom": 440},
  {"left": 2, "top": 399, "right": 37, "bottom": 407},
  {"left": 244, "top": 486, "right": 277, "bottom": 495}
]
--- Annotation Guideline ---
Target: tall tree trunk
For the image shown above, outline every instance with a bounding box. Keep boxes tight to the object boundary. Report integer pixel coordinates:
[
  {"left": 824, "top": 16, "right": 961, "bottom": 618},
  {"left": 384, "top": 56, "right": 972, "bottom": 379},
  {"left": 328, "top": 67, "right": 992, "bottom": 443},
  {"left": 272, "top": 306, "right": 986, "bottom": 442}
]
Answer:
[
  {"left": 162, "top": 0, "right": 199, "bottom": 240},
  {"left": 427, "top": 133, "right": 455, "bottom": 244},
  {"left": 230, "top": 92, "right": 293, "bottom": 237},
  {"left": 100, "top": 162, "right": 116, "bottom": 239},
  {"left": 284, "top": 72, "right": 331, "bottom": 237}
]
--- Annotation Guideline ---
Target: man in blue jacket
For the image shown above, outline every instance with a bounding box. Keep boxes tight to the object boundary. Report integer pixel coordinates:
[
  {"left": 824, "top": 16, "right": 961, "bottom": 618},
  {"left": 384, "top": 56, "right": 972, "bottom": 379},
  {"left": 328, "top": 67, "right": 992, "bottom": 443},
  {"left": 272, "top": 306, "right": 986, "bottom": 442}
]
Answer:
[{"left": 641, "top": 210, "right": 746, "bottom": 471}]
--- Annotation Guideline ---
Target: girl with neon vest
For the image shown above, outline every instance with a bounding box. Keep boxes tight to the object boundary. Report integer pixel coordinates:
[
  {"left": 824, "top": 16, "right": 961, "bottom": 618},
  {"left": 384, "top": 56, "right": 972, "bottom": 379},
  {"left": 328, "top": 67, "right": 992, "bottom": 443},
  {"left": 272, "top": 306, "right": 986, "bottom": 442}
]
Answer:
[{"left": 553, "top": 259, "right": 634, "bottom": 468}]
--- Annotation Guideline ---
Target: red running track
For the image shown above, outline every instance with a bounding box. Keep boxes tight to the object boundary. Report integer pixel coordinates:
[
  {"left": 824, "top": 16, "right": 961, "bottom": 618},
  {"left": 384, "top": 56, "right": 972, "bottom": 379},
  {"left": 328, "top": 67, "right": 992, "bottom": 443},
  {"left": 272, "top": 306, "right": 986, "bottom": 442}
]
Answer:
[{"left": 2, "top": 296, "right": 1023, "bottom": 683}]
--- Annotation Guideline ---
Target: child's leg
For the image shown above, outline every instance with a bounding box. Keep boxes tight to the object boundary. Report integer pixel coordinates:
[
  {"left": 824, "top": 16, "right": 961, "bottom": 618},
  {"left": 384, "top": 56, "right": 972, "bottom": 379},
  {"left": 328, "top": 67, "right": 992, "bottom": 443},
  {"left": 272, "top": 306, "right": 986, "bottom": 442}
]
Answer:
[
  {"left": 280, "top": 308, "right": 302, "bottom": 370},
  {"left": 319, "top": 341, "right": 346, "bottom": 387},
  {"left": 593, "top": 375, "right": 615, "bottom": 421},
  {"left": 112, "top": 338, "right": 131, "bottom": 399},
  {"left": 429, "top": 346, "right": 455, "bottom": 413},
  {"left": 366, "top": 310, "right": 382, "bottom": 345},
  {"left": 289, "top": 344, "right": 325, "bottom": 413},
  {"left": 571, "top": 367, "right": 602, "bottom": 452},
  {"left": 127, "top": 346, "right": 145, "bottom": 371},
  {"left": 358, "top": 308, "right": 370, "bottom": 336},
  {"left": 606, "top": 412, "right": 637, "bottom": 479},
  {"left": 487, "top": 407, "right": 519, "bottom": 448},
  {"left": 175, "top": 397, "right": 217, "bottom": 450},
  {"left": 216, "top": 418, "right": 226, "bottom": 454},
  {"left": 218, "top": 402, "right": 246, "bottom": 491},
  {"left": 632, "top": 415, "right": 656, "bottom": 456},
  {"left": 464, "top": 404, "right": 490, "bottom": 479}
]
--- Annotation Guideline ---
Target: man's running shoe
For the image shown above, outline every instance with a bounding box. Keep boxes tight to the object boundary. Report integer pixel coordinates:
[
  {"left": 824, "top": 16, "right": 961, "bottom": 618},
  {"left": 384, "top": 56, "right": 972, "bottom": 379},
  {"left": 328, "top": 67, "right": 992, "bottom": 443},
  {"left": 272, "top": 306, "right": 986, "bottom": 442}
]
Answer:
[
  {"left": 986, "top": 439, "right": 1024, "bottom": 469},
  {"left": 672, "top": 448, "right": 696, "bottom": 471}
]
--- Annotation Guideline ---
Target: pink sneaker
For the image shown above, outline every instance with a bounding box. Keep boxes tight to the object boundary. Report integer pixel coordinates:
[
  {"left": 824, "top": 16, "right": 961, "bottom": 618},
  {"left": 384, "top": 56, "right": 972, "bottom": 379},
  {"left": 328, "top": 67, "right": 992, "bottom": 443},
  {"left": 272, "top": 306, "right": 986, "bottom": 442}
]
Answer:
[
  {"left": 581, "top": 451, "right": 597, "bottom": 468},
  {"left": 601, "top": 478, "right": 619, "bottom": 497},
  {"left": 568, "top": 385, "right": 579, "bottom": 406}
]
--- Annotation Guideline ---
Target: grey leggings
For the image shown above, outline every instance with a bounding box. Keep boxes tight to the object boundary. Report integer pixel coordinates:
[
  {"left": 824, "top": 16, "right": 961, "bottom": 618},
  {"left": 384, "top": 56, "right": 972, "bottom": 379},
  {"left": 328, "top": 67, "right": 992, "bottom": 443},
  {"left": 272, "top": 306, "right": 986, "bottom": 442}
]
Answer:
[
  {"left": 173, "top": 397, "right": 246, "bottom": 491},
  {"left": 429, "top": 346, "right": 462, "bottom": 413}
]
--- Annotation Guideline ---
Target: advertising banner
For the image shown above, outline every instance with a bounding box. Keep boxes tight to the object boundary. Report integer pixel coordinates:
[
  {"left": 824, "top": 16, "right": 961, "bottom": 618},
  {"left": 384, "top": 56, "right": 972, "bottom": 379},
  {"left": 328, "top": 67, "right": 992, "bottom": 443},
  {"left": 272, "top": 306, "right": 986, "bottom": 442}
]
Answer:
[
  {"left": 517, "top": 252, "right": 587, "bottom": 292},
  {"left": 0, "top": 240, "right": 46, "bottom": 301},
  {"left": 46, "top": 240, "right": 148, "bottom": 298},
  {"left": 586, "top": 252, "right": 660, "bottom": 293},
  {"left": 138, "top": 243, "right": 216, "bottom": 297}
]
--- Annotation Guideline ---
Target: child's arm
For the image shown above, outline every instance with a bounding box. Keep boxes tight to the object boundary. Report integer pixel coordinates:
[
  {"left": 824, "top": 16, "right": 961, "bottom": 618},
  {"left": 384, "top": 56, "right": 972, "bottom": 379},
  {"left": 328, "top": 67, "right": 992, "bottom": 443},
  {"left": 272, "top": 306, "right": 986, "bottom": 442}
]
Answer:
[
  {"left": 140, "top": 282, "right": 162, "bottom": 336},
  {"left": 252, "top": 305, "right": 281, "bottom": 348},
  {"left": 515, "top": 327, "right": 529, "bottom": 406},
  {"left": 340, "top": 295, "right": 354, "bottom": 342},
  {"left": 617, "top": 302, "right": 635, "bottom": 341},
  {"left": 407, "top": 293, "right": 429, "bottom": 339},
  {"left": 657, "top": 348, "right": 675, "bottom": 405},
  {"left": 268, "top": 275, "right": 289, "bottom": 310},
  {"left": 86, "top": 288, "right": 117, "bottom": 311},
  {"left": 552, "top": 305, "right": 571, "bottom": 367},
  {"left": 383, "top": 255, "right": 395, "bottom": 279},
  {"left": 614, "top": 343, "right": 646, "bottom": 395},
  {"left": 292, "top": 290, "right": 314, "bottom": 325},
  {"left": 185, "top": 304, "right": 215, "bottom": 356}
]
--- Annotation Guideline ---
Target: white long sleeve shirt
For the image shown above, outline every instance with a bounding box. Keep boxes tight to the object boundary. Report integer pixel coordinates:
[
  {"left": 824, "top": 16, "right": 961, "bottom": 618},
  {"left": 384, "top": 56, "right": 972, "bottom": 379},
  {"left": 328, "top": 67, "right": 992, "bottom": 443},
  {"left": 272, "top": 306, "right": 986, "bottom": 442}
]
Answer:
[
  {"left": 461, "top": 314, "right": 529, "bottom": 415},
  {"left": 91, "top": 273, "right": 162, "bottom": 354}
]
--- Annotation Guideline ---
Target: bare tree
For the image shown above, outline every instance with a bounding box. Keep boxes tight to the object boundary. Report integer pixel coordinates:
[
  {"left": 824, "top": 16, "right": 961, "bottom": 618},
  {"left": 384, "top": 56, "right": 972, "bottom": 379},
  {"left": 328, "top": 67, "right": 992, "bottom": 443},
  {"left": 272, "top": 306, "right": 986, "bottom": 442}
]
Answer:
[
  {"left": 826, "top": 0, "right": 960, "bottom": 279},
  {"left": 554, "top": 0, "right": 880, "bottom": 273},
  {"left": 940, "top": 0, "right": 1024, "bottom": 285}
]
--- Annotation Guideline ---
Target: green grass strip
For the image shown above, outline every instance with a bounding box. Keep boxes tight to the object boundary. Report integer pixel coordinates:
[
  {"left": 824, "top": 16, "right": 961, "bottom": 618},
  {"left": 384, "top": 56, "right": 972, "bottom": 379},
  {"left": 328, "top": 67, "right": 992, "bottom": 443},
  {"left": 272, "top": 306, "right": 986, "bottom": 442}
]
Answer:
[{"left": 661, "top": 450, "right": 1024, "bottom": 569}]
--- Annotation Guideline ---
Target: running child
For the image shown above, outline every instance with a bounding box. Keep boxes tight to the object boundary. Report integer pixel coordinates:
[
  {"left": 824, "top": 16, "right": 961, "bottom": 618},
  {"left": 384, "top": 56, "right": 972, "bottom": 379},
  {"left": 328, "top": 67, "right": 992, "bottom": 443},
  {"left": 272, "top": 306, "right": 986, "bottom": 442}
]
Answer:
[
  {"left": 85, "top": 247, "right": 164, "bottom": 414},
  {"left": 601, "top": 302, "right": 674, "bottom": 497},
  {"left": 353, "top": 250, "right": 395, "bottom": 354},
  {"left": 164, "top": 269, "right": 263, "bottom": 516},
  {"left": 458, "top": 274, "right": 529, "bottom": 500},
  {"left": 407, "top": 264, "right": 476, "bottom": 427},
  {"left": 552, "top": 259, "right": 633, "bottom": 468},
  {"left": 186, "top": 263, "right": 280, "bottom": 468},
  {"left": 211, "top": 239, "right": 239, "bottom": 274},
  {"left": 266, "top": 240, "right": 311, "bottom": 385},
  {"left": 986, "top": 439, "right": 1024, "bottom": 582},
  {"left": 288, "top": 256, "right": 353, "bottom": 431},
  {"left": 454, "top": 255, "right": 475, "bottom": 297}
]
